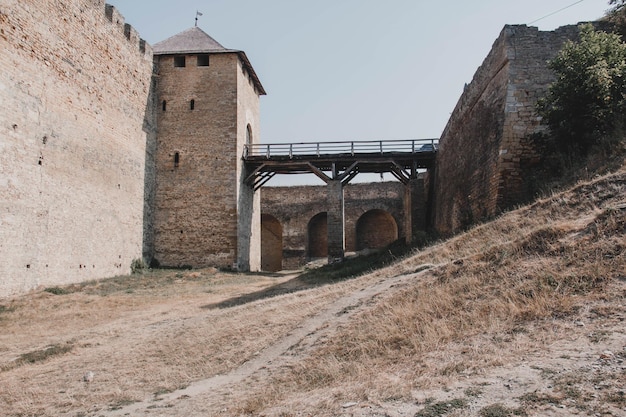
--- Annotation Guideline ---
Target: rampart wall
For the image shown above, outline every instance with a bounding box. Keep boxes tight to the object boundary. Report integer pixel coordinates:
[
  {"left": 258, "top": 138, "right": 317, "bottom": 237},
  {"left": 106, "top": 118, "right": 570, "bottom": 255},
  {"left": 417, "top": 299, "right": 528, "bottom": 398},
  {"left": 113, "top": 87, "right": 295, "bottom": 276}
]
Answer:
[
  {"left": 434, "top": 24, "right": 582, "bottom": 234},
  {"left": 0, "top": 0, "right": 155, "bottom": 296}
]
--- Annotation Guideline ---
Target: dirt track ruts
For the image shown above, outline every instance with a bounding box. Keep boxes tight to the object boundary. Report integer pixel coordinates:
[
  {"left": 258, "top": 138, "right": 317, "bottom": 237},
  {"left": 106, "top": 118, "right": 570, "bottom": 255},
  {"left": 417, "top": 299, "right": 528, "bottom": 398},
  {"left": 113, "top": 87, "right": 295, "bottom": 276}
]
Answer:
[{"left": 103, "top": 269, "right": 421, "bottom": 416}]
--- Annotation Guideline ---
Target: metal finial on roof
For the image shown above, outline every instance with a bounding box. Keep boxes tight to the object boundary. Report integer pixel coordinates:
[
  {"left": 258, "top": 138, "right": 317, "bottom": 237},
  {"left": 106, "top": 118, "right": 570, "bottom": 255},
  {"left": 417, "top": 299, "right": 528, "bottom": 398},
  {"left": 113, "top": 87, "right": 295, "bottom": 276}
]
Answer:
[{"left": 195, "top": 11, "right": 203, "bottom": 27}]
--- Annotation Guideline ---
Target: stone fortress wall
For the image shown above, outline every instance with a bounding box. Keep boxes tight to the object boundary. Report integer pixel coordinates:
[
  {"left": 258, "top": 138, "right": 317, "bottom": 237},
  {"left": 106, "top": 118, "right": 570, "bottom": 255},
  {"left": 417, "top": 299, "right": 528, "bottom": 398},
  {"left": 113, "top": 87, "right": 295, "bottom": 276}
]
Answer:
[
  {"left": 434, "top": 24, "right": 591, "bottom": 235},
  {"left": 261, "top": 182, "right": 409, "bottom": 270},
  {"left": 0, "top": 0, "right": 155, "bottom": 296}
]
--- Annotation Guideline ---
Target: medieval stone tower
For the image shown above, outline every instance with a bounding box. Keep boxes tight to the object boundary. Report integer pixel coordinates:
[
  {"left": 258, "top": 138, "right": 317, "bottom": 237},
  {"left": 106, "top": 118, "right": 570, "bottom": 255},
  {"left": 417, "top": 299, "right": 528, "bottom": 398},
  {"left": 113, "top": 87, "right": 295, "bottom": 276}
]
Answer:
[{"left": 151, "top": 27, "right": 265, "bottom": 271}]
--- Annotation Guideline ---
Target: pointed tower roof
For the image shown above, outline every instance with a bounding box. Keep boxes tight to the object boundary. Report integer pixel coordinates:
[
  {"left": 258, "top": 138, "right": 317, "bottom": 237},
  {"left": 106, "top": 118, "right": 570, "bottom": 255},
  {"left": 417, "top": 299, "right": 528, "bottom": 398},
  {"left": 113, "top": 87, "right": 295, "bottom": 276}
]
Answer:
[
  {"left": 153, "top": 26, "right": 228, "bottom": 55},
  {"left": 153, "top": 27, "right": 266, "bottom": 95}
]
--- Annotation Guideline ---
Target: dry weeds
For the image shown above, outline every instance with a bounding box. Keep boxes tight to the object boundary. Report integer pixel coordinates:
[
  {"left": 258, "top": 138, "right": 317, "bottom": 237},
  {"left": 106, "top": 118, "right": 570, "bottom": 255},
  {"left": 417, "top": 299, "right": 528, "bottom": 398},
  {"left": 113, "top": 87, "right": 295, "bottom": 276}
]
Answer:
[
  {"left": 235, "top": 168, "right": 626, "bottom": 416},
  {"left": 0, "top": 167, "right": 624, "bottom": 417}
]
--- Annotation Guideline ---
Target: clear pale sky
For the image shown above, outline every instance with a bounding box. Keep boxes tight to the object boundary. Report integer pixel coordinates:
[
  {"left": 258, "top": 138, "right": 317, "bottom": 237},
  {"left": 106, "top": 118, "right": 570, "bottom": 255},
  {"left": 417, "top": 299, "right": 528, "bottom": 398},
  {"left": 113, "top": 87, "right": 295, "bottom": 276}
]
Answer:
[{"left": 106, "top": 0, "right": 611, "bottom": 184}]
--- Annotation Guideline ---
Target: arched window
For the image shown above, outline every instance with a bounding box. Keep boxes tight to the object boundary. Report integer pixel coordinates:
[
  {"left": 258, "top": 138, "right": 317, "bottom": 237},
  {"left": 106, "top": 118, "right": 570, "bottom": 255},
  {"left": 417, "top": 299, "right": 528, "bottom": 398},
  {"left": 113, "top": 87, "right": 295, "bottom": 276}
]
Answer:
[
  {"left": 162, "top": 100, "right": 167, "bottom": 111},
  {"left": 246, "top": 124, "right": 252, "bottom": 145},
  {"left": 190, "top": 99, "right": 195, "bottom": 110},
  {"left": 174, "top": 152, "right": 180, "bottom": 168}
]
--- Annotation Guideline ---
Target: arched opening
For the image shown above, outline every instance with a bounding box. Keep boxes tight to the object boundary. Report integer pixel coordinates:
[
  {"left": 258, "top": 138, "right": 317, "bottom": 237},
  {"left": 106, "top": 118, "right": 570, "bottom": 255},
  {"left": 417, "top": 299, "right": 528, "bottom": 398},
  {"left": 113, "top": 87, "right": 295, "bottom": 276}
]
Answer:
[
  {"left": 261, "top": 214, "right": 282, "bottom": 272},
  {"left": 246, "top": 124, "right": 252, "bottom": 144},
  {"left": 308, "top": 212, "right": 327, "bottom": 258},
  {"left": 356, "top": 209, "right": 398, "bottom": 251}
]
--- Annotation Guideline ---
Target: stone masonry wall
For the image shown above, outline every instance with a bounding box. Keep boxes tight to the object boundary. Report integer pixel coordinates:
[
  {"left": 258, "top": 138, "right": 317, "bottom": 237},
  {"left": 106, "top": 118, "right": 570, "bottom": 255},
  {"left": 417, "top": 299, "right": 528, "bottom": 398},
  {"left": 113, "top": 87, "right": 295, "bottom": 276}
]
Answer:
[
  {"left": 0, "top": 0, "right": 155, "bottom": 297},
  {"left": 262, "top": 182, "right": 407, "bottom": 269},
  {"left": 497, "top": 25, "right": 583, "bottom": 207},
  {"left": 153, "top": 52, "right": 261, "bottom": 270},
  {"left": 434, "top": 24, "right": 582, "bottom": 235},
  {"left": 433, "top": 27, "right": 509, "bottom": 235},
  {"left": 153, "top": 53, "right": 237, "bottom": 268},
  {"left": 236, "top": 58, "right": 261, "bottom": 271}
]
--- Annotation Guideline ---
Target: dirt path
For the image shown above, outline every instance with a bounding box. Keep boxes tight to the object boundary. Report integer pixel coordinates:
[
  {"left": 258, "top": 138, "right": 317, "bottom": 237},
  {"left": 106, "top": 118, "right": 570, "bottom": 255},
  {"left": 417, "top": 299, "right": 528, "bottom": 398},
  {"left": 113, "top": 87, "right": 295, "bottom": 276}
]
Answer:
[
  {"left": 101, "top": 268, "right": 626, "bottom": 417},
  {"left": 103, "top": 270, "right": 418, "bottom": 416}
]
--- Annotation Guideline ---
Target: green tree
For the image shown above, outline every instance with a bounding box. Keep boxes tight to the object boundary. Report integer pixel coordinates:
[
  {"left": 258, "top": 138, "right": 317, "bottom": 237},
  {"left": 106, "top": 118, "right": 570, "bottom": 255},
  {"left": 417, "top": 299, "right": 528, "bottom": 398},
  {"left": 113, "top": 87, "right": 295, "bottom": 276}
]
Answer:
[{"left": 538, "top": 24, "right": 626, "bottom": 152}]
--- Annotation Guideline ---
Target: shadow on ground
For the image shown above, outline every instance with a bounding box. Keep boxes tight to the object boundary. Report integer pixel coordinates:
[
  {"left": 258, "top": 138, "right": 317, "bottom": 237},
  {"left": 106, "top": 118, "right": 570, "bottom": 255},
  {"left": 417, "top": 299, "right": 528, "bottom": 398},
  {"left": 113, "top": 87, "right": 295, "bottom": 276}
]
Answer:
[
  {"left": 202, "top": 240, "right": 415, "bottom": 310},
  {"left": 201, "top": 274, "right": 319, "bottom": 309}
]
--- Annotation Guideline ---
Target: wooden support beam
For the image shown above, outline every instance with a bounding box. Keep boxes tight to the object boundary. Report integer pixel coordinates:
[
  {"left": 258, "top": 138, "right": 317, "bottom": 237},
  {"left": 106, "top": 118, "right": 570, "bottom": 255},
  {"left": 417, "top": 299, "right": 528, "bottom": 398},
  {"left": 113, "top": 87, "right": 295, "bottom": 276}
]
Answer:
[
  {"left": 337, "top": 161, "right": 359, "bottom": 182},
  {"left": 341, "top": 170, "right": 359, "bottom": 186},
  {"left": 389, "top": 169, "right": 407, "bottom": 184},
  {"left": 244, "top": 163, "right": 266, "bottom": 186},
  {"left": 306, "top": 162, "right": 331, "bottom": 183},
  {"left": 390, "top": 161, "right": 410, "bottom": 185},
  {"left": 253, "top": 172, "right": 275, "bottom": 191},
  {"left": 391, "top": 160, "right": 409, "bottom": 177}
]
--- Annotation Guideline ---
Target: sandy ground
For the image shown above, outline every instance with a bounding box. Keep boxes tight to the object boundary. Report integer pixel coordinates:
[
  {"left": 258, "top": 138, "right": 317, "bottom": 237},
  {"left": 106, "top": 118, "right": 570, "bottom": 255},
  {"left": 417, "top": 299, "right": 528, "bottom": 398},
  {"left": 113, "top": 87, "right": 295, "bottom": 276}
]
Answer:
[
  {"left": 106, "top": 277, "right": 626, "bottom": 417},
  {"left": 1, "top": 264, "right": 624, "bottom": 417},
  {"left": 0, "top": 268, "right": 427, "bottom": 416}
]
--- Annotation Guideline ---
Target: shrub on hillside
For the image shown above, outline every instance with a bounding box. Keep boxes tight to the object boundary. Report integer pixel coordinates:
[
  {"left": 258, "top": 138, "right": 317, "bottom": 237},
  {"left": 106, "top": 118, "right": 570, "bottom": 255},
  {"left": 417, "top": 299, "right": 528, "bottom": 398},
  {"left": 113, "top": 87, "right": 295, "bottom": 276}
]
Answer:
[{"left": 538, "top": 24, "right": 626, "bottom": 154}]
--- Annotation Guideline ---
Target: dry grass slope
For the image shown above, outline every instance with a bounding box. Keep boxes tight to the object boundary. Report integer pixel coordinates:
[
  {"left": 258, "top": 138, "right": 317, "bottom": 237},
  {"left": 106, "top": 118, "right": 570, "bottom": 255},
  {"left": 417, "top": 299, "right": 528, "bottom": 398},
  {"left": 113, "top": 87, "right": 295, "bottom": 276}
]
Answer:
[
  {"left": 0, "top": 167, "right": 624, "bottom": 417},
  {"left": 239, "top": 167, "right": 626, "bottom": 416}
]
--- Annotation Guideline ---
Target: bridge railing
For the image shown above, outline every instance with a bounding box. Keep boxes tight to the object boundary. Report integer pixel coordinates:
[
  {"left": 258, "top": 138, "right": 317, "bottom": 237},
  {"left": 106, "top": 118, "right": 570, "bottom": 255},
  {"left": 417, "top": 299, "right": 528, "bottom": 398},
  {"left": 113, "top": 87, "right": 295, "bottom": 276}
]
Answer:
[{"left": 244, "top": 138, "right": 438, "bottom": 159}]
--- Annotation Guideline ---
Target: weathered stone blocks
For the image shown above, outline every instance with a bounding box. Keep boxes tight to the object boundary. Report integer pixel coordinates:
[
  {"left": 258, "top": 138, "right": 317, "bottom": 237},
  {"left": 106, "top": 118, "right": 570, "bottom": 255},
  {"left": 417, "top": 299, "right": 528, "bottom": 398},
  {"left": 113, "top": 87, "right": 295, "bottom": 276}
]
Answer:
[
  {"left": 261, "top": 181, "right": 423, "bottom": 269},
  {"left": 0, "top": 0, "right": 155, "bottom": 297},
  {"left": 152, "top": 48, "right": 262, "bottom": 271},
  {"left": 434, "top": 24, "right": 592, "bottom": 235}
]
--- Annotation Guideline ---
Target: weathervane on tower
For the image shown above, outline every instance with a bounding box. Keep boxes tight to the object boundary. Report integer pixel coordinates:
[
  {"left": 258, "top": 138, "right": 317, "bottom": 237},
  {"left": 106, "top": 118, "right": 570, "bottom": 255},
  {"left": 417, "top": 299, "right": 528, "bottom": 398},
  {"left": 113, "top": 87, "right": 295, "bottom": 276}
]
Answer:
[{"left": 195, "top": 10, "right": 203, "bottom": 27}]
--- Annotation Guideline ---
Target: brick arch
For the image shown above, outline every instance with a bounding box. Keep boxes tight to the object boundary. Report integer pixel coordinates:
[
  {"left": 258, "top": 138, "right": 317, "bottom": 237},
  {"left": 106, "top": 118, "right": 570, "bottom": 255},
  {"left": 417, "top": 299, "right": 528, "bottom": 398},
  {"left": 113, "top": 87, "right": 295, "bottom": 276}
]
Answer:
[
  {"left": 261, "top": 214, "right": 282, "bottom": 272},
  {"left": 356, "top": 209, "right": 398, "bottom": 251},
  {"left": 307, "top": 212, "right": 327, "bottom": 258}
]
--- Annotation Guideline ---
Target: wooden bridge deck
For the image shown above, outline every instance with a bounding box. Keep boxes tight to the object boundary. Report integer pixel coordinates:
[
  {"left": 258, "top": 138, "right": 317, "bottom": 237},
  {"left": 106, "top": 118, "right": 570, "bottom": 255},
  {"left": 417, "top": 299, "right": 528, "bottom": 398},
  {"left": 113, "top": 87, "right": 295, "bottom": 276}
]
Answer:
[{"left": 243, "top": 139, "right": 438, "bottom": 189}]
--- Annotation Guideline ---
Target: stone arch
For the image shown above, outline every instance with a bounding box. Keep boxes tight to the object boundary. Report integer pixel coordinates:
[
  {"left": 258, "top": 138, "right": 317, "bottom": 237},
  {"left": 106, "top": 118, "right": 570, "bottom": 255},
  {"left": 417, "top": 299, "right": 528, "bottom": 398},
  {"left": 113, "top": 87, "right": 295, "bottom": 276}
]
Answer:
[
  {"left": 307, "top": 212, "right": 327, "bottom": 258},
  {"left": 356, "top": 209, "right": 398, "bottom": 251},
  {"left": 261, "top": 214, "right": 282, "bottom": 272}
]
